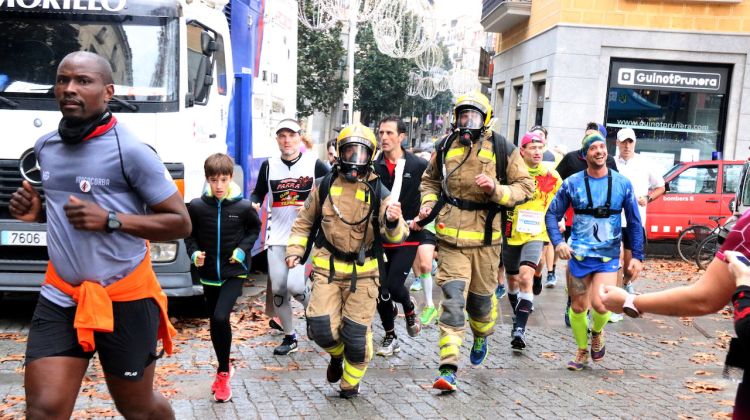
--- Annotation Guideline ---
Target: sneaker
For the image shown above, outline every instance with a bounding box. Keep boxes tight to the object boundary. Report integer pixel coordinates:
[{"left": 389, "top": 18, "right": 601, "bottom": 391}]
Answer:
[
  {"left": 420, "top": 305, "right": 438, "bottom": 325},
  {"left": 339, "top": 384, "right": 359, "bottom": 399},
  {"left": 432, "top": 368, "right": 457, "bottom": 392},
  {"left": 545, "top": 272, "right": 557, "bottom": 288},
  {"left": 211, "top": 365, "right": 234, "bottom": 395},
  {"left": 591, "top": 331, "right": 606, "bottom": 361},
  {"left": 567, "top": 348, "right": 589, "bottom": 371},
  {"left": 273, "top": 334, "right": 298, "bottom": 355},
  {"left": 495, "top": 284, "right": 507, "bottom": 300},
  {"left": 623, "top": 282, "right": 635, "bottom": 295},
  {"left": 532, "top": 275, "right": 543, "bottom": 295},
  {"left": 327, "top": 357, "right": 343, "bottom": 383},
  {"left": 410, "top": 278, "right": 423, "bottom": 291},
  {"left": 213, "top": 369, "right": 233, "bottom": 402},
  {"left": 405, "top": 297, "right": 422, "bottom": 337},
  {"left": 511, "top": 327, "right": 526, "bottom": 350},
  {"left": 469, "top": 336, "right": 488, "bottom": 365},
  {"left": 376, "top": 334, "right": 400, "bottom": 356},
  {"left": 608, "top": 313, "right": 624, "bottom": 323},
  {"left": 269, "top": 317, "right": 283, "bottom": 332}
]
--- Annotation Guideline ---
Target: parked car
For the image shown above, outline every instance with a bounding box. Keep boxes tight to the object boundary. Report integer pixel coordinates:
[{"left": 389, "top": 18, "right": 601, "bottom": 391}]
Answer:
[
  {"left": 733, "top": 160, "right": 750, "bottom": 216},
  {"left": 646, "top": 159, "right": 743, "bottom": 241}
]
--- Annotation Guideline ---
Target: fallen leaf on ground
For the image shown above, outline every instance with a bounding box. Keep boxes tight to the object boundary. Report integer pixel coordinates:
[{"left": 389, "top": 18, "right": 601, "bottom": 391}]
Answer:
[
  {"left": 659, "top": 340, "right": 679, "bottom": 346},
  {"left": 690, "top": 353, "right": 719, "bottom": 364},
  {"left": 639, "top": 374, "right": 659, "bottom": 380},
  {"left": 695, "top": 370, "right": 712, "bottom": 376},
  {"left": 717, "top": 400, "right": 734, "bottom": 407},
  {"left": 596, "top": 389, "right": 616, "bottom": 396},
  {"left": 0, "top": 355, "right": 24, "bottom": 363},
  {"left": 679, "top": 317, "right": 694, "bottom": 326},
  {"left": 540, "top": 352, "right": 557, "bottom": 360},
  {"left": 677, "top": 395, "right": 695, "bottom": 400},
  {"left": 608, "top": 369, "right": 624, "bottom": 375},
  {"left": 647, "top": 351, "right": 662, "bottom": 357},
  {"left": 621, "top": 332, "right": 642, "bottom": 338},
  {"left": 711, "top": 412, "right": 732, "bottom": 419},
  {"left": 685, "top": 380, "right": 724, "bottom": 393}
]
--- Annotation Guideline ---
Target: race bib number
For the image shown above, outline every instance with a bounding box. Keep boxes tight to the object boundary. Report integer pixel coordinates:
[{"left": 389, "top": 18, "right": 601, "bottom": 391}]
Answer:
[{"left": 516, "top": 210, "right": 543, "bottom": 235}]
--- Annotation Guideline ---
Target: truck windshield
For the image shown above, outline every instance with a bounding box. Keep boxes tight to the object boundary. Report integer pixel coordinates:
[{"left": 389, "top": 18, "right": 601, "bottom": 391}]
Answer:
[{"left": 0, "top": 15, "right": 178, "bottom": 104}]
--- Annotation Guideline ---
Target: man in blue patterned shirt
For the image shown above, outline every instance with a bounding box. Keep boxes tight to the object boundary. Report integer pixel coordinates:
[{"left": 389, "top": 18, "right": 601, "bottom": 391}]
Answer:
[{"left": 545, "top": 133, "right": 643, "bottom": 371}]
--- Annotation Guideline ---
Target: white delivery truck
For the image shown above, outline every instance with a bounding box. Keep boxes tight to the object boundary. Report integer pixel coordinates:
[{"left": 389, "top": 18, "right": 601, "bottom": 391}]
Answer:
[{"left": 0, "top": 0, "right": 256, "bottom": 296}]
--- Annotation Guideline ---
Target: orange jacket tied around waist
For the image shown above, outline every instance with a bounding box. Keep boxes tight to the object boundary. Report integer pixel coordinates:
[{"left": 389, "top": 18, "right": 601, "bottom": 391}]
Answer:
[{"left": 43, "top": 250, "right": 177, "bottom": 354}]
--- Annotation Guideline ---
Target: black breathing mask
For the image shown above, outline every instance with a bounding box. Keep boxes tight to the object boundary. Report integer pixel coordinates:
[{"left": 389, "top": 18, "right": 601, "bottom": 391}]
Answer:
[
  {"left": 338, "top": 142, "right": 372, "bottom": 183},
  {"left": 455, "top": 109, "right": 485, "bottom": 146}
]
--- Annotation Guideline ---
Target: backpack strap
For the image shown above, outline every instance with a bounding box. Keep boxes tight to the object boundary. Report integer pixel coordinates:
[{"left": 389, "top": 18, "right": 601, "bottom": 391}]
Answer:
[{"left": 300, "top": 171, "right": 335, "bottom": 263}]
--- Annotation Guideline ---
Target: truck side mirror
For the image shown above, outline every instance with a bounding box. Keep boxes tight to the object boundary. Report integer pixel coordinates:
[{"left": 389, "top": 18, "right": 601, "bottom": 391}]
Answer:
[{"left": 201, "top": 32, "right": 217, "bottom": 57}]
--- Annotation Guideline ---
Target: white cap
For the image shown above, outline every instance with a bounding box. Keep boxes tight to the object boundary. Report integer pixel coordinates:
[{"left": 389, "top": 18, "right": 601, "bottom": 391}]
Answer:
[
  {"left": 617, "top": 127, "right": 636, "bottom": 142},
  {"left": 275, "top": 119, "right": 301, "bottom": 134}
]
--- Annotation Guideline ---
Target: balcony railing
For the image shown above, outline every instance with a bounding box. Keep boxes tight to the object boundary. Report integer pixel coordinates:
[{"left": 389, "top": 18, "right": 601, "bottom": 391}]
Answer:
[{"left": 481, "top": 0, "right": 532, "bottom": 33}]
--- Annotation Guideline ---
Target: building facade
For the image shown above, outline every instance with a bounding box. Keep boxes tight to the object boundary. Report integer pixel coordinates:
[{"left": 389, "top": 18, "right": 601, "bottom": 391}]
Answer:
[{"left": 482, "top": 0, "right": 750, "bottom": 165}]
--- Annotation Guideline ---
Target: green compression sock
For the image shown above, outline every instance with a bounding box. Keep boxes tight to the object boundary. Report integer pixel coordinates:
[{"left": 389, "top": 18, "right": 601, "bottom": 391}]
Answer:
[
  {"left": 569, "top": 307, "right": 589, "bottom": 349},
  {"left": 591, "top": 310, "right": 611, "bottom": 334}
]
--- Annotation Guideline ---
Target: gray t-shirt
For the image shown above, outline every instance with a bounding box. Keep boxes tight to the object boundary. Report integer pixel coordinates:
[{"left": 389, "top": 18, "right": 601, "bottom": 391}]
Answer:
[{"left": 35, "top": 122, "right": 177, "bottom": 307}]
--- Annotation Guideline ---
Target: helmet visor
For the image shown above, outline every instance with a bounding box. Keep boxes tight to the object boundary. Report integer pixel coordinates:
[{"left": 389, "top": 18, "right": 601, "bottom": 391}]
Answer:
[
  {"left": 457, "top": 109, "right": 484, "bottom": 130},
  {"left": 340, "top": 143, "right": 372, "bottom": 166}
]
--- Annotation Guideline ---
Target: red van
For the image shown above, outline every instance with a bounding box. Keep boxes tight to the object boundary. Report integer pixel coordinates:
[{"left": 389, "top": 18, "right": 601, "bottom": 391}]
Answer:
[{"left": 646, "top": 160, "right": 743, "bottom": 241}]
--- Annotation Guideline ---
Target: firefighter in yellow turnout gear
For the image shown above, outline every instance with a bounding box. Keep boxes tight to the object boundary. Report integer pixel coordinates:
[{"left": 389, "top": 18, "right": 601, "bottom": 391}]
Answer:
[
  {"left": 418, "top": 92, "right": 534, "bottom": 392},
  {"left": 286, "top": 124, "right": 408, "bottom": 399}
]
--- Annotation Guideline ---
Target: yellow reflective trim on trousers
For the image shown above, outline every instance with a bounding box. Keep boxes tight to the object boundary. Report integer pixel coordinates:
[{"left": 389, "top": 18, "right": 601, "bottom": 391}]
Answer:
[
  {"left": 445, "top": 147, "right": 466, "bottom": 160},
  {"left": 478, "top": 149, "right": 496, "bottom": 163},
  {"left": 342, "top": 359, "right": 367, "bottom": 386},
  {"left": 438, "top": 335, "right": 462, "bottom": 348},
  {"left": 435, "top": 224, "right": 501, "bottom": 241},
  {"left": 288, "top": 235, "right": 308, "bottom": 247},
  {"left": 440, "top": 346, "right": 460, "bottom": 359},
  {"left": 312, "top": 256, "right": 379, "bottom": 273},
  {"left": 469, "top": 295, "right": 497, "bottom": 333},
  {"left": 469, "top": 318, "right": 495, "bottom": 333},
  {"left": 326, "top": 342, "right": 344, "bottom": 357},
  {"left": 421, "top": 193, "right": 438, "bottom": 204}
]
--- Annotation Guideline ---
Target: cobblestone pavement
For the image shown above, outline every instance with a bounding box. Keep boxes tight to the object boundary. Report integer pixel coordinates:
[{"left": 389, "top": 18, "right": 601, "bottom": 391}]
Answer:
[{"left": 0, "top": 259, "right": 739, "bottom": 419}]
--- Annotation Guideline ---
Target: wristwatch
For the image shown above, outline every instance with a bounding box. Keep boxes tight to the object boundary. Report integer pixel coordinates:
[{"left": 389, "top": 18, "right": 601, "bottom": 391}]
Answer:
[
  {"left": 105, "top": 211, "right": 122, "bottom": 233},
  {"left": 622, "top": 293, "right": 641, "bottom": 318}
]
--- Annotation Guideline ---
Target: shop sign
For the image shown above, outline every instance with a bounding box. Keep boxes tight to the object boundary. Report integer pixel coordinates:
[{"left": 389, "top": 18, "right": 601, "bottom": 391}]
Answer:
[{"left": 610, "top": 60, "right": 729, "bottom": 94}]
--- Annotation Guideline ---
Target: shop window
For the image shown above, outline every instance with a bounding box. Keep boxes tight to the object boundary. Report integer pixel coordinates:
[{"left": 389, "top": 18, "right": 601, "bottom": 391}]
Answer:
[{"left": 605, "top": 59, "right": 730, "bottom": 164}]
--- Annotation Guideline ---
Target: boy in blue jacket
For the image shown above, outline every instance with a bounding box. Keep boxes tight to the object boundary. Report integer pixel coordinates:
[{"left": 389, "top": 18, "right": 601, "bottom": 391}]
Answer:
[{"left": 185, "top": 153, "right": 260, "bottom": 403}]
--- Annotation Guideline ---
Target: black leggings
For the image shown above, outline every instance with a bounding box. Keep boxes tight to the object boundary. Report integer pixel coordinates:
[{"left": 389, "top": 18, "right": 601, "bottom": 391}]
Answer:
[
  {"left": 203, "top": 278, "right": 244, "bottom": 373},
  {"left": 376, "top": 245, "right": 418, "bottom": 332}
]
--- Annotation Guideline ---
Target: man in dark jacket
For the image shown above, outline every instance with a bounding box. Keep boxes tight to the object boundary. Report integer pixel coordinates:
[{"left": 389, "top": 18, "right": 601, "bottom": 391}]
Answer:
[
  {"left": 372, "top": 116, "right": 428, "bottom": 356},
  {"left": 185, "top": 153, "right": 260, "bottom": 402}
]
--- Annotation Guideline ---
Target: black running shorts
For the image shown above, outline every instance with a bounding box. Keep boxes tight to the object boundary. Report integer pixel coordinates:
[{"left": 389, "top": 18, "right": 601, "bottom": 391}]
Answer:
[{"left": 25, "top": 296, "right": 161, "bottom": 381}]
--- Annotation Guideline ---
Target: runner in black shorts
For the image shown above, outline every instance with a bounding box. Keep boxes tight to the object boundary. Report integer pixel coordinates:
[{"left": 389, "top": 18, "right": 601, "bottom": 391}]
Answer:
[
  {"left": 26, "top": 297, "right": 161, "bottom": 380},
  {"left": 10, "top": 52, "right": 190, "bottom": 419}
]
